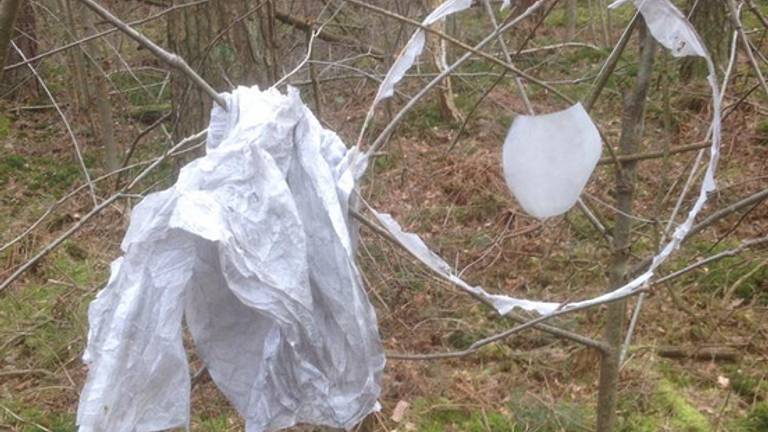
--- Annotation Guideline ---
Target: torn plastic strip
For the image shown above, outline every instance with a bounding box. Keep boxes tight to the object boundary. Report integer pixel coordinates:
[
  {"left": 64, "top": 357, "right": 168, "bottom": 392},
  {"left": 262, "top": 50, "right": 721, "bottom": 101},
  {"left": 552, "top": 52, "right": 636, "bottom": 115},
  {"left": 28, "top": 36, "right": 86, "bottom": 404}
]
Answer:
[
  {"left": 363, "top": 0, "right": 722, "bottom": 316},
  {"left": 611, "top": 0, "right": 721, "bottom": 271},
  {"left": 357, "top": 0, "right": 473, "bottom": 144},
  {"left": 368, "top": 209, "right": 560, "bottom": 315},
  {"left": 372, "top": 0, "right": 473, "bottom": 105}
]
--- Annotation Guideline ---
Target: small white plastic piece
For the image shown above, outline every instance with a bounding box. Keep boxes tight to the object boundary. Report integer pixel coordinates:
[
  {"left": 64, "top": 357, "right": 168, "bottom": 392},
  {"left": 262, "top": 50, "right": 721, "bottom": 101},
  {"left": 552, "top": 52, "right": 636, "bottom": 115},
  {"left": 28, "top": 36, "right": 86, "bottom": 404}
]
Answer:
[
  {"left": 502, "top": 103, "right": 602, "bottom": 219},
  {"left": 373, "top": 0, "right": 473, "bottom": 105}
]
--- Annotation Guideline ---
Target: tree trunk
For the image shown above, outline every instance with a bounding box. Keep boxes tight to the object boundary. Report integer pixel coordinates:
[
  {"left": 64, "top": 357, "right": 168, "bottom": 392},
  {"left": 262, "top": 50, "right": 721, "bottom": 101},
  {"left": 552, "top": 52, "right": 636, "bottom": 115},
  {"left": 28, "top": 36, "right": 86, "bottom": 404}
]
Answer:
[
  {"left": 1, "top": 0, "right": 35, "bottom": 97},
  {"left": 167, "top": 0, "right": 270, "bottom": 139},
  {"left": 0, "top": 0, "right": 21, "bottom": 82},
  {"left": 566, "top": 0, "right": 577, "bottom": 40},
  {"left": 595, "top": 19, "right": 656, "bottom": 432},
  {"left": 60, "top": 0, "right": 90, "bottom": 111},
  {"left": 680, "top": 0, "right": 728, "bottom": 79}
]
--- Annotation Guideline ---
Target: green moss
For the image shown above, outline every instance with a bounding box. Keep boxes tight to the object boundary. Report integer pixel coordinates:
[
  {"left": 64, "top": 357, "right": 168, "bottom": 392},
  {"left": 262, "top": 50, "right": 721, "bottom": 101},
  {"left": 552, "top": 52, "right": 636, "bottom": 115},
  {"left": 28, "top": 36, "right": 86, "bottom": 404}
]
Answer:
[
  {"left": 0, "top": 248, "right": 101, "bottom": 370},
  {"left": 0, "top": 113, "right": 11, "bottom": 138},
  {"left": 621, "top": 376, "right": 713, "bottom": 432},
  {"left": 657, "top": 359, "right": 693, "bottom": 388},
  {"left": 741, "top": 402, "right": 768, "bottom": 432},
  {"left": 194, "top": 414, "right": 231, "bottom": 431},
  {"left": 413, "top": 401, "right": 515, "bottom": 432},
  {"left": 31, "top": 165, "right": 81, "bottom": 192},
  {"left": 446, "top": 328, "right": 482, "bottom": 350},
  {"left": 110, "top": 69, "right": 170, "bottom": 106},
  {"left": 757, "top": 120, "right": 768, "bottom": 146},
  {"left": 372, "top": 150, "right": 400, "bottom": 173},
  {"left": 0, "top": 154, "right": 28, "bottom": 185},
  {"left": 0, "top": 400, "right": 75, "bottom": 431},
  {"left": 621, "top": 415, "right": 661, "bottom": 432},
  {"left": 408, "top": 397, "right": 590, "bottom": 432},
  {"left": 726, "top": 367, "right": 767, "bottom": 402},
  {"left": 654, "top": 380, "right": 712, "bottom": 432},
  {"left": 672, "top": 239, "right": 767, "bottom": 302},
  {"left": 407, "top": 100, "right": 453, "bottom": 130}
]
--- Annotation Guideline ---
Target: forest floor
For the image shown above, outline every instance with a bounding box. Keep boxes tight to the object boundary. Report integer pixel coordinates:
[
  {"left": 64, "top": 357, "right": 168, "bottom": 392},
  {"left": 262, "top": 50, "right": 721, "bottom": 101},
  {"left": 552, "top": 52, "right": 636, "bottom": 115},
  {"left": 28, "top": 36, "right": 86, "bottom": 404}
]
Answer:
[{"left": 1, "top": 2, "right": 767, "bottom": 432}]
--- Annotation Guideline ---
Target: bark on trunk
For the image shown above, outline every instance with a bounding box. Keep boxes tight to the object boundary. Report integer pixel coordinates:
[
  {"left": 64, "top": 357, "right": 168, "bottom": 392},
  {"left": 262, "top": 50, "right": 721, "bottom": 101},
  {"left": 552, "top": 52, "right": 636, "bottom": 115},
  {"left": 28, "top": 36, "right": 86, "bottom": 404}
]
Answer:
[
  {"left": 595, "top": 19, "right": 656, "bottom": 432},
  {"left": 167, "top": 0, "right": 270, "bottom": 138},
  {"left": 680, "top": 0, "right": 728, "bottom": 79},
  {"left": 566, "top": 0, "right": 577, "bottom": 39},
  {"left": 1, "top": 0, "right": 35, "bottom": 97}
]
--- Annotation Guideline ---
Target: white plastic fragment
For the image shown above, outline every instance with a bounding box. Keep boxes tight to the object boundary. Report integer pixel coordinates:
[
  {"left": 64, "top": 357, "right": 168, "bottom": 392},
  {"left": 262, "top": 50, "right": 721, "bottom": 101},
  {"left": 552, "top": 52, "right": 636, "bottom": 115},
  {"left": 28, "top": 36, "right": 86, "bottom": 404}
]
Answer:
[
  {"left": 78, "top": 86, "right": 384, "bottom": 432},
  {"left": 371, "top": 0, "right": 473, "bottom": 105},
  {"left": 608, "top": 0, "right": 722, "bottom": 280},
  {"left": 609, "top": 0, "right": 707, "bottom": 58},
  {"left": 356, "top": 0, "right": 723, "bottom": 317},
  {"left": 369, "top": 210, "right": 560, "bottom": 315},
  {"left": 502, "top": 103, "right": 603, "bottom": 219}
]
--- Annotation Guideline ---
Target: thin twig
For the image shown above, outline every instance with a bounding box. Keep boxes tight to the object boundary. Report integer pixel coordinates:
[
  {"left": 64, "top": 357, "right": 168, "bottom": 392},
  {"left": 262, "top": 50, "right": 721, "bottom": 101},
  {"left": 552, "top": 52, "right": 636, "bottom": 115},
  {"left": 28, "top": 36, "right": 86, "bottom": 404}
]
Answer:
[
  {"left": 0, "top": 142, "right": 204, "bottom": 255},
  {"left": 365, "top": 0, "right": 552, "bottom": 155},
  {"left": 726, "top": 0, "right": 768, "bottom": 99},
  {"left": 352, "top": 209, "right": 609, "bottom": 353},
  {"left": 3, "top": 0, "right": 209, "bottom": 72},
  {"left": 0, "top": 130, "right": 208, "bottom": 294},
  {"left": 481, "top": 0, "right": 534, "bottom": 114},
  {"left": 0, "top": 404, "right": 52, "bottom": 432},
  {"left": 596, "top": 142, "right": 710, "bottom": 165},
  {"left": 347, "top": 0, "right": 574, "bottom": 112},
  {"left": 271, "top": 3, "right": 336, "bottom": 88},
  {"left": 77, "top": 0, "right": 227, "bottom": 108},
  {"left": 388, "top": 287, "right": 643, "bottom": 360},
  {"left": 655, "top": 236, "right": 768, "bottom": 286},
  {"left": 10, "top": 41, "right": 98, "bottom": 207}
]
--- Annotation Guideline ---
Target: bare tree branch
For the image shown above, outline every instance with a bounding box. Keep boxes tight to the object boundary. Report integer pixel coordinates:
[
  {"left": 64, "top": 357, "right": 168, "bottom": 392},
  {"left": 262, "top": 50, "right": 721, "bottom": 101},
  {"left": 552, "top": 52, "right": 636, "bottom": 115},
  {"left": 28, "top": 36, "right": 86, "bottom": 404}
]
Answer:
[{"left": 76, "top": 0, "right": 227, "bottom": 108}]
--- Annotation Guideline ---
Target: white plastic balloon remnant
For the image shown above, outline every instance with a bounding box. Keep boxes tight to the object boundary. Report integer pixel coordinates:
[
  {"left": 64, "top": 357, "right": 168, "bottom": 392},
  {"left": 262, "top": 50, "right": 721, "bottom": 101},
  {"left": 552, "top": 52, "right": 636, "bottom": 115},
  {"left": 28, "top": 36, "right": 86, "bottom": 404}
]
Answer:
[
  {"left": 502, "top": 103, "right": 602, "bottom": 219},
  {"left": 354, "top": 0, "right": 724, "bottom": 317},
  {"left": 77, "top": 86, "right": 384, "bottom": 432}
]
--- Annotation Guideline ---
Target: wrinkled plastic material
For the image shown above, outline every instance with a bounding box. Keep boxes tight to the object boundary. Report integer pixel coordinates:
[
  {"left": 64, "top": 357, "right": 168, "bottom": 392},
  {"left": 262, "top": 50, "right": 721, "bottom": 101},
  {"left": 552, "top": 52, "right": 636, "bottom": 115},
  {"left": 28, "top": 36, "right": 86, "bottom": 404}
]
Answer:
[
  {"left": 78, "top": 86, "right": 384, "bottom": 432},
  {"left": 502, "top": 103, "right": 602, "bottom": 219}
]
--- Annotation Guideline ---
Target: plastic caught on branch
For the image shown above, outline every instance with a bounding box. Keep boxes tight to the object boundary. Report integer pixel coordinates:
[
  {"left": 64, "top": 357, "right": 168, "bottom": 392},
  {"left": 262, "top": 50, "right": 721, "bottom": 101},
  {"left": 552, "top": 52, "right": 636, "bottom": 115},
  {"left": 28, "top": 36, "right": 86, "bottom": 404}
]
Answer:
[
  {"left": 356, "top": 0, "right": 722, "bottom": 317},
  {"left": 369, "top": 210, "right": 560, "bottom": 315},
  {"left": 373, "top": 0, "right": 472, "bottom": 105},
  {"left": 76, "top": 0, "right": 724, "bottom": 428},
  {"left": 358, "top": 0, "right": 473, "bottom": 144},
  {"left": 502, "top": 103, "right": 603, "bottom": 219},
  {"left": 77, "top": 87, "right": 383, "bottom": 432},
  {"left": 608, "top": 0, "right": 722, "bottom": 269}
]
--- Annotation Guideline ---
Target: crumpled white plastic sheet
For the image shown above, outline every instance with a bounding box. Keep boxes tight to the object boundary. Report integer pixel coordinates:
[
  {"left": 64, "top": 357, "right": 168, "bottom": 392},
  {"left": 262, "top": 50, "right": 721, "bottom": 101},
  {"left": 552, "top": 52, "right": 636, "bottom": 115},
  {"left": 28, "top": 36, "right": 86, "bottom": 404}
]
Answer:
[
  {"left": 77, "top": 86, "right": 384, "bottom": 432},
  {"left": 502, "top": 103, "right": 603, "bottom": 219}
]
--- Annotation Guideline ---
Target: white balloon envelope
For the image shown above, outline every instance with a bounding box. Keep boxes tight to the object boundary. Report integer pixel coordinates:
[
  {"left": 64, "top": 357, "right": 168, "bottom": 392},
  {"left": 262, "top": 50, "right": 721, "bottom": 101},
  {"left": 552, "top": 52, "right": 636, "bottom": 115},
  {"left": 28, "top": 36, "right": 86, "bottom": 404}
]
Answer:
[{"left": 502, "top": 103, "right": 602, "bottom": 219}]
